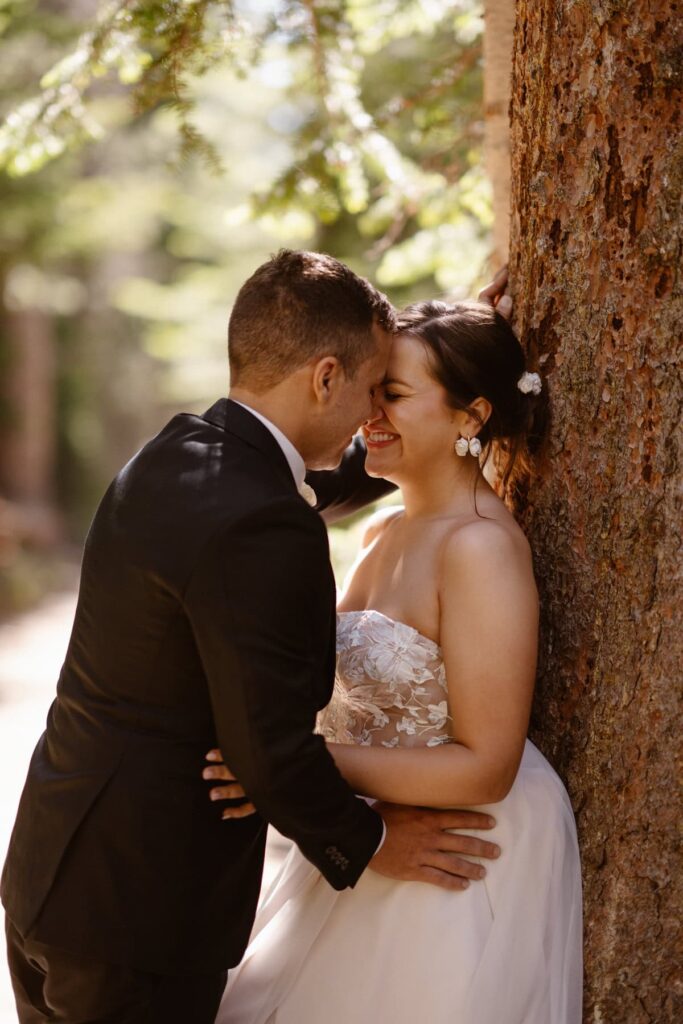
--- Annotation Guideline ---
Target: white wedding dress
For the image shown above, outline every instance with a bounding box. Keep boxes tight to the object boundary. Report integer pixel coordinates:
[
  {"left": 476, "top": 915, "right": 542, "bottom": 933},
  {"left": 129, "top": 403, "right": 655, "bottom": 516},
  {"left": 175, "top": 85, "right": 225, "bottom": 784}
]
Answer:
[{"left": 217, "top": 610, "right": 583, "bottom": 1024}]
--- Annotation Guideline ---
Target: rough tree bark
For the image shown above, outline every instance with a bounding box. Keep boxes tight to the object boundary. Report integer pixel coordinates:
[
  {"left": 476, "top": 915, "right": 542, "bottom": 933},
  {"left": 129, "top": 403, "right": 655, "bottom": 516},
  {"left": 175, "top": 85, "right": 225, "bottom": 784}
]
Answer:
[
  {"left": 483, "top": 0, "right": 515, "bottom": 267},
  {"left": 509, "top": 1, "right": 681, "bottom": 1020}
]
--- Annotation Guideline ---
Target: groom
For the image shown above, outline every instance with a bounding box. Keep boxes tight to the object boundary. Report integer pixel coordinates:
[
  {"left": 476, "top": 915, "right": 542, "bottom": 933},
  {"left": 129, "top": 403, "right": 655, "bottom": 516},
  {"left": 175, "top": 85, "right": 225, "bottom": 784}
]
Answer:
[{"left": 2, "top": 250, "right": 501, "bottom": 1023}]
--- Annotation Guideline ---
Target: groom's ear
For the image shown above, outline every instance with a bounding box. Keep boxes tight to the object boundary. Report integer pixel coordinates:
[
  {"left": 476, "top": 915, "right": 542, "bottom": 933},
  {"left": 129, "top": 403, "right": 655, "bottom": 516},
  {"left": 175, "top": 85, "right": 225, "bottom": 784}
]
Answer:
[{"left": 311, "top": 355, "right": 343, "bottom": 404}]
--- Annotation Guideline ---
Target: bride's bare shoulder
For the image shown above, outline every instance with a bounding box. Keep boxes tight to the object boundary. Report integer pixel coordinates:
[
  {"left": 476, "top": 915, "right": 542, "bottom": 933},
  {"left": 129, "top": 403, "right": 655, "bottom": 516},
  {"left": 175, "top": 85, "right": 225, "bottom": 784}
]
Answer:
[
  {"left": 440, "top": 514, "right": 534, "bottom": 576},
  {"left": 360, "top": 505, "right": 404, "bottom": 549}
]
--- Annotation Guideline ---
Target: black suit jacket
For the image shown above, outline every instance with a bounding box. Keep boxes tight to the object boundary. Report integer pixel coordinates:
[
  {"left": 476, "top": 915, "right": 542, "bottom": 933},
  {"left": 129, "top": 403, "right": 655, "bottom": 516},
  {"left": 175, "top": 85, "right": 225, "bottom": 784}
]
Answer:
[{"left": 1, "top": 399, "right": 391, "bottom": 974}]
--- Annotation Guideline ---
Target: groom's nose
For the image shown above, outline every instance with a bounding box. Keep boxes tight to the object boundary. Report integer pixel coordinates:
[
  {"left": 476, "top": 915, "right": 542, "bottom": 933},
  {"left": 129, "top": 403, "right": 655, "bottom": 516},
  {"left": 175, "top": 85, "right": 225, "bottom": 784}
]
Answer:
[
  {"left": 362, "top": 391, "right": 385, "bottom": 423},
  {"left": 364, "top": 398, "right": 384, "bottom": 426}
]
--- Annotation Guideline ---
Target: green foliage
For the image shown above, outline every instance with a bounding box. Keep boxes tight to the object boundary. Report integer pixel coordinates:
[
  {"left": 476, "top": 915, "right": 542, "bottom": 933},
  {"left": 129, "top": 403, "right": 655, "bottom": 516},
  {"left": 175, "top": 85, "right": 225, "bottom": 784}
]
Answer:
[
  {"left": 1, "top": 0, "right": 221, "bottom": 174},
  {"left": 2, "top": 0, "right": 489, "bottom": 290},
  {"left": 247, "top": 1, "right": 487, "bottom": 289}
]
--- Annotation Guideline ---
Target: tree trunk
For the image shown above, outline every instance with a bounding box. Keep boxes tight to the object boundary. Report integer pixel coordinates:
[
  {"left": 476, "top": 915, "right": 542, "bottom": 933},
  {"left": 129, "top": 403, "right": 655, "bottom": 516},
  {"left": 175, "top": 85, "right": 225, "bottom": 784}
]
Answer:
[
  {"left": 509, "top": 2, "right": 681, "bottom": 1020},
  {"left": 0, "top": 304, "right": 61, "bottom": 546},
  {"left": 483, "top": 0, "right": 515, "bottom": 267},
  {"left": 0, "top": 307, "right": 55, "bottom": 504}
]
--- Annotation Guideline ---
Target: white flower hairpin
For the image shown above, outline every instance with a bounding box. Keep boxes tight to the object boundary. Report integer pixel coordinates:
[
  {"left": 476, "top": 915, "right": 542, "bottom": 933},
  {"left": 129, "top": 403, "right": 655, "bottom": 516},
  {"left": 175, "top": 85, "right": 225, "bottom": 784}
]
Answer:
[{"left": 517, "top": 371, "right": 542, "bottom": 395}]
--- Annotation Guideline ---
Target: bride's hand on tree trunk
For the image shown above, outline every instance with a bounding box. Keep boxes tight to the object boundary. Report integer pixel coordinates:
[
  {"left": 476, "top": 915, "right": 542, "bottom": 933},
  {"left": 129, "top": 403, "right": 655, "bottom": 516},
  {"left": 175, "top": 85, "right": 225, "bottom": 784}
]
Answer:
[{"left": 478, "top": 265, "right": 512, "bottom": 319}]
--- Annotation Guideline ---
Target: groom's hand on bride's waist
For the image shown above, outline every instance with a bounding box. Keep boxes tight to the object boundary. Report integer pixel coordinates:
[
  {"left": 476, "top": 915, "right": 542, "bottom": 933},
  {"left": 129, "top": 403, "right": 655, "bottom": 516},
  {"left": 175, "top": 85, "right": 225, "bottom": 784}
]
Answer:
[{"left": 369, "top": 802, "right": 501, "bottom": 892}]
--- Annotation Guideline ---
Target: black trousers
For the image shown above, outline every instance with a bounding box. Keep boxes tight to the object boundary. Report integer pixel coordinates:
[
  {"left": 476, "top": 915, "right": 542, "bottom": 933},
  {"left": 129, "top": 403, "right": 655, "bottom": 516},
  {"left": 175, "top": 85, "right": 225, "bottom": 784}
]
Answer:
[{"left": 5, "top": 917, "right": 228, "bottom": 1024}]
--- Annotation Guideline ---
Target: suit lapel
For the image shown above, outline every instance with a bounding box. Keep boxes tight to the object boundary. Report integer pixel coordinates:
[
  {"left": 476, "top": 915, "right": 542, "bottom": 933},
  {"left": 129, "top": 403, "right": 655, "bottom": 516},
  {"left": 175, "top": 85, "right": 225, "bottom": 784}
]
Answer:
[
  {"left": 204, "top": 398, "right": 337, "bottom": 707},
  {"left": 202, "top": 398, "right": 298, "bottom": 494}
]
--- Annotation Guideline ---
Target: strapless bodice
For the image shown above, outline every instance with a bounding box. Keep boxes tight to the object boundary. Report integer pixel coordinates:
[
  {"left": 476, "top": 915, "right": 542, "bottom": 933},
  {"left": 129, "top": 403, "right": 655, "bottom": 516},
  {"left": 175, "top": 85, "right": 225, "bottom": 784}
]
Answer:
[{"left": 316, "top": 610, "right": 453, "bottom": 748}]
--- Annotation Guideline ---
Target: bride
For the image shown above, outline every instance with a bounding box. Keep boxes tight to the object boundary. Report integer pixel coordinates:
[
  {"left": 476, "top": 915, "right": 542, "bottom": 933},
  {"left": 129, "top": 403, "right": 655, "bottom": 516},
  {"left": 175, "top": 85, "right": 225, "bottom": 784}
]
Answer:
[{"left": 208, "top": 299, "right": 582, "bottom": 1023}]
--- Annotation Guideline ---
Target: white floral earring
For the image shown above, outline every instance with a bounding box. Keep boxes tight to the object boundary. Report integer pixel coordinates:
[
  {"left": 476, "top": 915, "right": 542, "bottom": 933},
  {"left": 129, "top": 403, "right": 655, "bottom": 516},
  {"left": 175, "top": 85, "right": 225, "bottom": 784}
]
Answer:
[{"left": 455, "top": 435, "right": 482, "bottom": 457}]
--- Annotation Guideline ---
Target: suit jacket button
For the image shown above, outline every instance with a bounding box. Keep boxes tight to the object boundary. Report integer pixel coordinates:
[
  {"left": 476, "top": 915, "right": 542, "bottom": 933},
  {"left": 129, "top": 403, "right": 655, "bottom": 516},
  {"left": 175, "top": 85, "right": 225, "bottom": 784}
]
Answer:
[{"left": 325, "top": 845, "right": 349, "bottom": 870}]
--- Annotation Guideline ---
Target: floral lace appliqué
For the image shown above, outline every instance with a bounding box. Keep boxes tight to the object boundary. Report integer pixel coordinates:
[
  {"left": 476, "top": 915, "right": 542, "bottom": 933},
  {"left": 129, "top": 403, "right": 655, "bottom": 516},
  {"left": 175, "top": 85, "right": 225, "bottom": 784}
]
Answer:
[{"left": 317, "top": 610, "right": 453, "bottom": 749}]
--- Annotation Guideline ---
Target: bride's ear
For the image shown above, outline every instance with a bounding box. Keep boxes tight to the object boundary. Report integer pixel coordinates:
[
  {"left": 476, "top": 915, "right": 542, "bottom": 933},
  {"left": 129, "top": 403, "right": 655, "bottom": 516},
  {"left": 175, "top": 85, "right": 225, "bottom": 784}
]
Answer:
[
  {"left": 311, "top": 356, "right": 343, "bottom": 405},
  {"left": 466, "top": 396, "right": 492, "bottom": 433}
]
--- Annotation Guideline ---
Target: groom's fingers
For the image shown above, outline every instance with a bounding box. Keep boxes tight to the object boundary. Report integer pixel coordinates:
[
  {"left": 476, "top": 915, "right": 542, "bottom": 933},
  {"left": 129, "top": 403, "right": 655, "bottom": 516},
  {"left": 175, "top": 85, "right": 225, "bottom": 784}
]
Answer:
[
  {"left": 427, "top": 852, "right": 487, "bottom": 881},
  {"left": 433, "top": 809, "right": 496, "bottom": 831},
  {"left": 209, "top": 783, "right": 248, "bottom": 801},
  {"left": 222, "top": 802, "right": 257, "bottom": 820},
  {"left": 411, "top": 867, "right": 471, "bottom": 891},
  {"left": 437, "top": 832, "right": 501, "bottom": 862},
  {"left": 203, "top": 764, "right": 236, "bottom": 782}
]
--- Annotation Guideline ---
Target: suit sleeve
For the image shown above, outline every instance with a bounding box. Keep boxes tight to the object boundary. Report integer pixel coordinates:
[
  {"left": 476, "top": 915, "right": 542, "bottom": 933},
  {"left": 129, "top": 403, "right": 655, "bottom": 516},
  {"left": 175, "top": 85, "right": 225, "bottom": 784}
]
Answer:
[
  {"left": 183, "top": 498, "right": 383, "bottom": 889},
  {"left": 306, "top": 435, "right": 397, "bottom": 525}
]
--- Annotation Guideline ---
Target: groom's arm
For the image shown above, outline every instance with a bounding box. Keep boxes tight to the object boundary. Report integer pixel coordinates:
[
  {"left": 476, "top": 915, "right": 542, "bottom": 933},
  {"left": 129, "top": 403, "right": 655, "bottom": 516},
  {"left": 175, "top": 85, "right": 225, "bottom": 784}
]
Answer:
[
  {"left": 183, "top": 498, "right": 383, "bottom": 890},
  {"left": 306, "top": 435, "right": 396, "bottom": 525}
]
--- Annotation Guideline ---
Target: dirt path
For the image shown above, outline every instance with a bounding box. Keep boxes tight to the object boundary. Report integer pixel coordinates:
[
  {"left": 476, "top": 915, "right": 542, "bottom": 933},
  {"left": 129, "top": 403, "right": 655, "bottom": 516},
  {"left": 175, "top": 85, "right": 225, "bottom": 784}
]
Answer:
[{"left": 0, "top": 590, "right": 290, "bottom": 1021}]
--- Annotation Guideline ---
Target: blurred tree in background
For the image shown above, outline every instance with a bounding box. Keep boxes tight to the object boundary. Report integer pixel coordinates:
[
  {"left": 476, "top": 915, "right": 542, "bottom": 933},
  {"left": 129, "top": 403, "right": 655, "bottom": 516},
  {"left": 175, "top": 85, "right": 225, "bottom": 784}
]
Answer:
[{"left": 0, "top": 0, "right": 491, "bottom": 611}]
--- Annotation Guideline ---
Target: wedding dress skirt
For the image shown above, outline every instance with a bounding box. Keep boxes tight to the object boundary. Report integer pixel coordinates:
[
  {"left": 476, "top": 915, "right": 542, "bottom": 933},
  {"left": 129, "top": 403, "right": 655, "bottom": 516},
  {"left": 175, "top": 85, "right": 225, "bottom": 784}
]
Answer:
[{"left": 217, "top": 611, "right": 583, "bottom": 1024}]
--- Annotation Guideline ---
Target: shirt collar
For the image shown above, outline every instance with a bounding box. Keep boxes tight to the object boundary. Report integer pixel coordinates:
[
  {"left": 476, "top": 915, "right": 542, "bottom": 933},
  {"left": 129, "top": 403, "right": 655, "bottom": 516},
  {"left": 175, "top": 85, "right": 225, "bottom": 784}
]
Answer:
[{"left": 231, "top": 400, "right": 306, "bottom": 491}]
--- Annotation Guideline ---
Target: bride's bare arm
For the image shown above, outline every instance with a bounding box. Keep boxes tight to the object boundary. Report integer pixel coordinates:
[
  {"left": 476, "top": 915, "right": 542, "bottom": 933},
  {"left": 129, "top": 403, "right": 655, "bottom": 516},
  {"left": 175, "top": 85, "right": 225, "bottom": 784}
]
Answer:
[{"left": 327, "top": 521, "right": 538, "bottom": 807}]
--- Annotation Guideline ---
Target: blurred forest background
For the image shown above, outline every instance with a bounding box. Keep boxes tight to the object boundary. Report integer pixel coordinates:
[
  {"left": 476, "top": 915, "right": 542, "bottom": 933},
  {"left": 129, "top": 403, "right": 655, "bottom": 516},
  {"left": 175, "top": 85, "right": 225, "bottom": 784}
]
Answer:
[{"left": 0, "top": 0, "right": 493, "bottom": 612}]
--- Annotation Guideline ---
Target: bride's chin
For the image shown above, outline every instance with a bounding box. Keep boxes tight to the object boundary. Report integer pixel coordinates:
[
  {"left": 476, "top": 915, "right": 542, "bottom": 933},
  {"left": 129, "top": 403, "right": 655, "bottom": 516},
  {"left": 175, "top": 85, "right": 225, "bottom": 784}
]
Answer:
[{"left": 364, "top": 455, "right": 398, "bottom": 479}]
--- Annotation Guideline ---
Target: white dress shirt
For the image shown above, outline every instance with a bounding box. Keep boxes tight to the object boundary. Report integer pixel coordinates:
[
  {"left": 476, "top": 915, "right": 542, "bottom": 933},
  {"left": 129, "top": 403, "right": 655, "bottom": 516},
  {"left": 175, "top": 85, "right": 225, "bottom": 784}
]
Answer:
[{"left": 230, "top": 400, "right": 386, "bottom": 856}]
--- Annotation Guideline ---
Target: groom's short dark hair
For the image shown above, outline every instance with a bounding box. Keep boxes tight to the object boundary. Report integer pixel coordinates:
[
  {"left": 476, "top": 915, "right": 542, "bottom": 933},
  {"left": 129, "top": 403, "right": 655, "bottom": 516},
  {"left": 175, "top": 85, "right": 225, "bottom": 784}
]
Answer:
[{"left": 228, "top": 250, "right": 396, "bottom": 390}]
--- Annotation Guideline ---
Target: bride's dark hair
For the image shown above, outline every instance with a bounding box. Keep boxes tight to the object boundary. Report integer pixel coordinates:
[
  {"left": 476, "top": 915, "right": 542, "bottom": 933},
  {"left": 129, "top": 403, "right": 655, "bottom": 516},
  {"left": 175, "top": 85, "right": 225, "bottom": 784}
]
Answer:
[{"left": 396, "top": 299, "right": 546, "bottom": 504}]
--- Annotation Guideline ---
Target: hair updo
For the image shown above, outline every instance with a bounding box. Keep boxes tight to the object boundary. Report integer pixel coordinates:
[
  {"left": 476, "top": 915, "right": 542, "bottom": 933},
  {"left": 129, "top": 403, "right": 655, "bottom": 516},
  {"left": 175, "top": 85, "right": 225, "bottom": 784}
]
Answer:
[{"left": 396, "top": 299, "right": 545, "bottom": 502}]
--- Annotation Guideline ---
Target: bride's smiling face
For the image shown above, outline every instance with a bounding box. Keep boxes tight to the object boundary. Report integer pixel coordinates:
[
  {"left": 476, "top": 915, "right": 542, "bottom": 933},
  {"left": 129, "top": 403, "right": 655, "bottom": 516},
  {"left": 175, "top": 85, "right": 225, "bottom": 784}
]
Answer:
[{"left": 362, "top": 333, "right": 462, "bottom": 479}]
